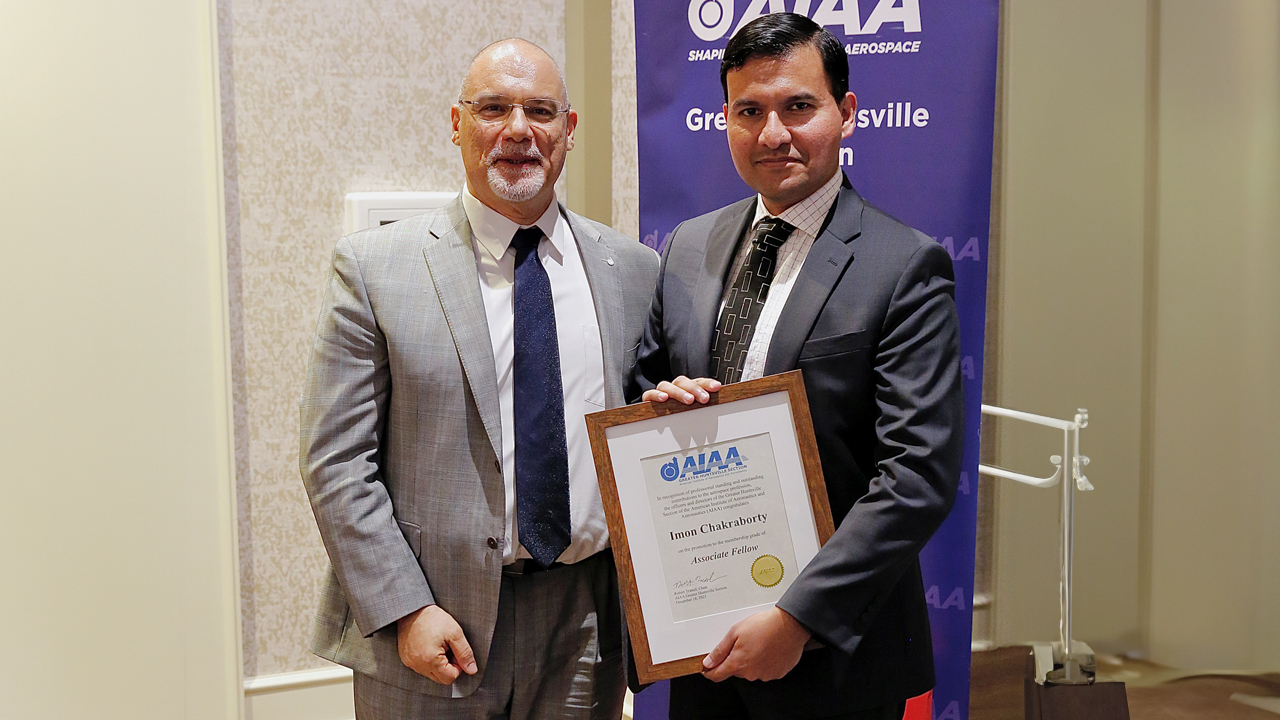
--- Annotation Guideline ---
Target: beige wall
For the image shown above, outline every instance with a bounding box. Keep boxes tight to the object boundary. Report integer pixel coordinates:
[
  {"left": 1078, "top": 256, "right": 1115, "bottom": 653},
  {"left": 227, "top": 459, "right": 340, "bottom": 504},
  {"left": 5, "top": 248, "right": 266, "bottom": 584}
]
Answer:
[
  {"left": 218, "top": 0, "right": 1278, "bottom": 678},
  {"left": 219, "top": 0, "right": 567, "bottom": 677},
  {"left": 609, "top": 0, "right": 1280, "bottom": 672},
  {"left": 991, "top": 0, "right": 1280, "bottom": 669},
  {"left": 1147, "top": 0, "right": 1280, "bottom": 670},
  {"left": 565, "top": 0, "right": 614, "bottom": 225},
  {"left": 10, "top": 1, "right": 1268, "bottom": 706},
  {"left": 0, "top": 0, "right": 241, "bottom": 717},
  {"left": 611, "top": 0, "right": 640, "bottom": 237},
  {"left": 991, "top": 0, "right": 1150, "bottom": 654},
  {"left": 220, "top": 0, "right": 640, "bottom": 679}
]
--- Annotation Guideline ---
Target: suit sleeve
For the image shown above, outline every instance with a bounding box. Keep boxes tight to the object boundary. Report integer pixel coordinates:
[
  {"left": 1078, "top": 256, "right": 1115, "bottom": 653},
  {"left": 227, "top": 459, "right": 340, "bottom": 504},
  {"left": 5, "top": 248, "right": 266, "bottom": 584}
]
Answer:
[
  {"left": 299, "top": 237, "right": 435, "bottom": 637},
  {"left": 776, "top": 241, "right": 964, "bottom": 657},
  {"left": 627, "top": 224, "right": 682, "bottom": 403}
]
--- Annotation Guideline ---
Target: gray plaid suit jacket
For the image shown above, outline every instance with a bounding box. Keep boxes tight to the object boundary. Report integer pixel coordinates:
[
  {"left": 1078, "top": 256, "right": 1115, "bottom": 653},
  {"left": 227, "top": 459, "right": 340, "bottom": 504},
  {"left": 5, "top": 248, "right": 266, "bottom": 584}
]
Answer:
[{"left": 300, "top": 197, "right": 659, "bottom": 698}]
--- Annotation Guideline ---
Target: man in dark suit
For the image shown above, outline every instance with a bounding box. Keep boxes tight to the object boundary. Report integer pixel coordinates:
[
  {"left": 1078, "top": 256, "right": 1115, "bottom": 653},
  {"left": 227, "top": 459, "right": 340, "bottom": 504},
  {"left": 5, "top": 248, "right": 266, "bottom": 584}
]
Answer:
[{"left": 630, "top": 13, "right": 964, "bottom": 720}]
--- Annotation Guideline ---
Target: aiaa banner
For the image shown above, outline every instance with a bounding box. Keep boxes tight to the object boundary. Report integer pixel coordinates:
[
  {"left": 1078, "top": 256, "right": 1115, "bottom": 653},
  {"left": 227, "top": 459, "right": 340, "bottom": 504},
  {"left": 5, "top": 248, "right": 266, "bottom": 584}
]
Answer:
[{"left": 631, "top": 2, "right": 998, "bottom": 719}]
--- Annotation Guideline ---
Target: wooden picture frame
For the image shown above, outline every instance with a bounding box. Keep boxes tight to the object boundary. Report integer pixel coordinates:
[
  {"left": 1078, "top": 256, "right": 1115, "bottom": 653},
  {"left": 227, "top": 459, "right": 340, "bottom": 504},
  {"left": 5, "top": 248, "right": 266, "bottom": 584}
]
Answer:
[{"left": 586, "top": 370, "right": 835, "bottom": 683}]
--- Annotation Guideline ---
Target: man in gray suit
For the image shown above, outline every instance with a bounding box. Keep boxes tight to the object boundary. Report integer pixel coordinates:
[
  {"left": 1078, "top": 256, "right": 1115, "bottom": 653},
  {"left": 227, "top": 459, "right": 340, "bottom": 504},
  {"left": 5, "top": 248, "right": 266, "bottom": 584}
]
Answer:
[
  {"left": 632, "top": 13, "right": 963, "bottom": 720},
  {"left": 300, "top": 38, "right": 658, "bottom": 719}
]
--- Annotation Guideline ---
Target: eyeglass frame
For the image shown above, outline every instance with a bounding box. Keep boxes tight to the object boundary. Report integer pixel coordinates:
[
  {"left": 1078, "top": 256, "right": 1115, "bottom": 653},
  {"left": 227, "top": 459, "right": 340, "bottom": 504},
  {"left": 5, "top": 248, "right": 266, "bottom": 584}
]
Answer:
[{"left": 457, "top": 96, "right": 573, "bottom": 125}]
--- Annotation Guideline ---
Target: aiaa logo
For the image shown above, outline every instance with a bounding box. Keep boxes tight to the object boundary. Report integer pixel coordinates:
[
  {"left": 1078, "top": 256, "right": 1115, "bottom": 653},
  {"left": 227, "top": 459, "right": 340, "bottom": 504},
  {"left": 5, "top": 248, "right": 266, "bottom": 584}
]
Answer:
[
  {"left": 660, "top": 447, "right": 745, "bottom": 481},
  {"left": 688, "top": 0, "right": 922, "bottom": 42},
  {"left": 689, "top": 0, "right": 734, "bottom": 41}
]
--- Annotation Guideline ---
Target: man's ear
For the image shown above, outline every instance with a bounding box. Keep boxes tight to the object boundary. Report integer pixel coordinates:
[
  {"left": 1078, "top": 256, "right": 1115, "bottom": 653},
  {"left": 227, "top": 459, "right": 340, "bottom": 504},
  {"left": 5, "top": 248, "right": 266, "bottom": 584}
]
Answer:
[
  {"left": 564, "top": 108, "right": 578, "bottom": 152},
  {"left": 450, "top": 105, "right": 462, "bottom": 146},
  {"left": 840, "top": 92, "right": 857, "bottom": 139}
]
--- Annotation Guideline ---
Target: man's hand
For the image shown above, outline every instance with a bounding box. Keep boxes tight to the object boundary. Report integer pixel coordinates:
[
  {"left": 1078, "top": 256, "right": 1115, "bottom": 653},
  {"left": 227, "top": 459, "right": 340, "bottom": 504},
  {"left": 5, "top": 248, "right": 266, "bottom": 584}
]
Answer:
[
  {"left": 396, "top": 605, "right": 478, "bottom": 684},
  {"left": 642, "top": 376, "right": 721, "bottom": 405},
  {"left": 701, "top": 607, "right": 810, "bottom": 682}
]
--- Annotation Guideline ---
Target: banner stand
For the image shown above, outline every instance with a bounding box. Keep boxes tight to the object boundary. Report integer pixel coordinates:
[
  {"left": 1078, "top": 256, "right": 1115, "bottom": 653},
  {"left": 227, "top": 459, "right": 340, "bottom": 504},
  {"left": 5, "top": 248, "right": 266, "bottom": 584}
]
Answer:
[{"left": 633, "top": 3, "right": 1001, "bottom": 718}]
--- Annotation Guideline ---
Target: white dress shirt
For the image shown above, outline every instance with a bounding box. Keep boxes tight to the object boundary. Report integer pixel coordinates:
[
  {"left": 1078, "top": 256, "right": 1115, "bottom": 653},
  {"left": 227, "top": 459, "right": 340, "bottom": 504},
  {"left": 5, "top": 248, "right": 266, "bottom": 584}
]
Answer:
[
  {"left": 721, "top": 170, "right": 843, "bottom": 381},
  {"left": 462, "top": 186, "right": 609, "bottom": 564}
]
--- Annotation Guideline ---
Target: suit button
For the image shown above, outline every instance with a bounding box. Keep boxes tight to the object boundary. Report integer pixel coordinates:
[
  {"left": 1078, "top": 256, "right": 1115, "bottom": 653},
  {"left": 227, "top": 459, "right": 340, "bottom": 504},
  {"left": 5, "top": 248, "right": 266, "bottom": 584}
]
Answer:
[{"left": 487, "top": 537, "right": 499, "bottom": 550}]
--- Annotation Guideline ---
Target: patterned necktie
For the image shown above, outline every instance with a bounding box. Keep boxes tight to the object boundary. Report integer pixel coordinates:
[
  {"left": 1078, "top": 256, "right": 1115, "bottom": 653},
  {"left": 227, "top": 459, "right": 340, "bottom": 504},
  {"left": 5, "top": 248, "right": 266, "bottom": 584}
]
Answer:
[
  {"left": 709, "top": 217, "right": 797, "bottom": 384},
  {"left": 510, "top": 226, "right": 571, "bottom": 567}
]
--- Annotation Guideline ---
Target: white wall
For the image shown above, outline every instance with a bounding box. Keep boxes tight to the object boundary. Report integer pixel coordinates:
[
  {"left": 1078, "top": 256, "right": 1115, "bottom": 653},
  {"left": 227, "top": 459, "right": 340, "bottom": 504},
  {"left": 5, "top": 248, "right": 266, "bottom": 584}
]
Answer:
[{"left": 0, "top": 1, "right": 241, "bottom": 717}]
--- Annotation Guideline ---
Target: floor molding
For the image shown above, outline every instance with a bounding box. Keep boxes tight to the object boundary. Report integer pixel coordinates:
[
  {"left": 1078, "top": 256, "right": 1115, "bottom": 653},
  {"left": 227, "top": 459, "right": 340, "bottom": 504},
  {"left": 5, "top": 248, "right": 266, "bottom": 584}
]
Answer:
[
  {"left": 244, "top": 667, "right": 354, "bottom": 720},
  {"left": 243, "top": 667, "right": 636, "bottom": 719}
]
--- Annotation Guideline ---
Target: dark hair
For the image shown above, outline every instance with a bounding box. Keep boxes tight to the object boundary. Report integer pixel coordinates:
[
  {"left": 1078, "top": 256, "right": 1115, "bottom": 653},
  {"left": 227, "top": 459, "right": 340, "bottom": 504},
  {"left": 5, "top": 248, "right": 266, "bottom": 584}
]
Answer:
[{"left": 719, "top": 13, "right": 848, "bottom": 104}]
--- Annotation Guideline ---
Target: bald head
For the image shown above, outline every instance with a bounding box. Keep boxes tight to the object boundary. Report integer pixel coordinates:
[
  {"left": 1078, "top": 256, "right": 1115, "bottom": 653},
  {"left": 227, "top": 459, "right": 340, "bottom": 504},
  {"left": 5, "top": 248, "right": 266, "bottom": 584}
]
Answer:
[
  {"left": 461, "top": 38, "right": 567, "bottom": 104},
  {"left": 451, "top": 37, "right": 577, "bottom": 225}
]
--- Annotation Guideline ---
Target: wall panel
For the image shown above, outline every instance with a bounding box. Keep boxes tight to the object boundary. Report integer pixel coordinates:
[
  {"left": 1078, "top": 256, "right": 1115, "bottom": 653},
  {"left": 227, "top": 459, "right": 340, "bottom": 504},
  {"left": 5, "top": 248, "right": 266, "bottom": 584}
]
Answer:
[
  {"left": 219, "top": 0, "right": 567, "bottom": 677},
  {"left": 1148, "top": 0, "right": 1280, "bottom": 670},
  {"left": 0, "top": 0, "right": 241, "bottom": 716},
  {"left": 992, "top": 0, "right": 1148, "bottom": 653}
]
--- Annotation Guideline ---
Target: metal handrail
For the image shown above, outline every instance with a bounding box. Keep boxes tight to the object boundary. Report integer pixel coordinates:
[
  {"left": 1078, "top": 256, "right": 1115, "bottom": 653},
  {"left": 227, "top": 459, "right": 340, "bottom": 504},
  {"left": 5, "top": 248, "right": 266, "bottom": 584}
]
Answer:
[{"left": 978, "top": 404, "right": 1093, "bottom": 684}]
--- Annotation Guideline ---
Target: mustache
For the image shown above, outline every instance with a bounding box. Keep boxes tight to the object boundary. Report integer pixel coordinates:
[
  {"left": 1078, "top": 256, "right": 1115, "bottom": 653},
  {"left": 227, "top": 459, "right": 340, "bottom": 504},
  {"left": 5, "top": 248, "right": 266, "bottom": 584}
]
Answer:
[{"left": 486, "top": 142, "right": 544, "bottom": 164}]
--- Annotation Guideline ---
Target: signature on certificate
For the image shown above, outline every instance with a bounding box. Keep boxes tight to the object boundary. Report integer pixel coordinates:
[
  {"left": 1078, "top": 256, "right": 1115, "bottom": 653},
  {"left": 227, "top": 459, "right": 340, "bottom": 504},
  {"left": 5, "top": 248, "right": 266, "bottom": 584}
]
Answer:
[{"left": 672, "top": 572, "right": 724, "bottom": 589}]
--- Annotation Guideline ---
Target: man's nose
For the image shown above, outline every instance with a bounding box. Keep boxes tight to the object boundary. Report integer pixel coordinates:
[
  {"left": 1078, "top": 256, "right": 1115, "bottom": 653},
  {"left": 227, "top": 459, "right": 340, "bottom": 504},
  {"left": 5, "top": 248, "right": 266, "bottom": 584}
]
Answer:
[
  {"left": 501, "top": 105, "right": 535, "bottom": 142},
  {"left": 759, "top": 110, "right": 790, "bottom": 149}
]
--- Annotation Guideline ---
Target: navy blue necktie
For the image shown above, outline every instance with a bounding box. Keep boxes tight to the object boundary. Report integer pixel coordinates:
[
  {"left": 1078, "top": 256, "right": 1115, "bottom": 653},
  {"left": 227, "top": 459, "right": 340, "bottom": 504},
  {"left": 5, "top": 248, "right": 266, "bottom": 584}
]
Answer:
[{"left": 511, "top": 226, "right": 571, "bottom": 567}]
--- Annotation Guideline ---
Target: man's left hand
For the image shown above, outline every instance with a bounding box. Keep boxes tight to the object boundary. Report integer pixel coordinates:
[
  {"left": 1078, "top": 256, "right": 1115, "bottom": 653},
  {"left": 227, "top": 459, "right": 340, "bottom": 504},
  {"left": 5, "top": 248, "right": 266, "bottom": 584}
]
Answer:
[
  {"left": 641, "top": 376, "right": 720, "bottom": 405},
  {"left": 701, "top": 606, "right": 811, "bottom": 682}
]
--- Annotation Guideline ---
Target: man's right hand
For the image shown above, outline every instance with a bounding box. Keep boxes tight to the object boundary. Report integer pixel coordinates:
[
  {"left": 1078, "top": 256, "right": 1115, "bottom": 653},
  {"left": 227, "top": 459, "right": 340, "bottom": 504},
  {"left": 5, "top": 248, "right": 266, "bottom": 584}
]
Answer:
[
  {"left": 642, "top": 376, "right": 721, "bottom": 405},
  {"left": 396, "top": 605, "right": 478, "bottom": 684}
]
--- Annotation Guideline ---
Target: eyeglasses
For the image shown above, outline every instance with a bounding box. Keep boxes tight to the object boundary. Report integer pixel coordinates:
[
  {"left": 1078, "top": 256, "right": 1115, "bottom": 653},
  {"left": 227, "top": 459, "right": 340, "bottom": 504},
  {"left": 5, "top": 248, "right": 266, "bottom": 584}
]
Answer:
[{"left": 458, "top": 96, "right": 571, "bottom": 125}]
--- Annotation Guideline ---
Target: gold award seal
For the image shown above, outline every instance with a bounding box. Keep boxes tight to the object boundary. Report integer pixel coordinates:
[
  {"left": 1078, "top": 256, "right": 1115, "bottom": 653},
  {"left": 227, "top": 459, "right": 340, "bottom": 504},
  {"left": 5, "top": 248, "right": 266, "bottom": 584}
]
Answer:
[{"left": 750, "top": 554, "right": 784, "bottom": 588}]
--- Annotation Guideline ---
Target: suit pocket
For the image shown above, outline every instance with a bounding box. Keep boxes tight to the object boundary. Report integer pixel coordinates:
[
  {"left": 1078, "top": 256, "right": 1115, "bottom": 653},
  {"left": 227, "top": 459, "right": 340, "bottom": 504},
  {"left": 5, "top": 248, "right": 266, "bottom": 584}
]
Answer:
[
  {"left": 396, "top": 519, "right": 422, "bottom": 558},
  {"left": 583, "top": 325, "right": 607, "bottom": 409},
  {"left": 622, "top": 339, "right": 641, "bottom": 374},
  {"left": 799, "top": 330, "right": 871, "bottom": 359}
]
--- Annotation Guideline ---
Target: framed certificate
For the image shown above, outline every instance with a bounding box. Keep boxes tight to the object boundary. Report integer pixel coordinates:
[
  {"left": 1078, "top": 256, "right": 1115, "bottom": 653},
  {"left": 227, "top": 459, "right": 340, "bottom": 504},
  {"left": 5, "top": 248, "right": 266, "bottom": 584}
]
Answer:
[{"left": 586, "top": 370, "right": 835, "bottom": 683}]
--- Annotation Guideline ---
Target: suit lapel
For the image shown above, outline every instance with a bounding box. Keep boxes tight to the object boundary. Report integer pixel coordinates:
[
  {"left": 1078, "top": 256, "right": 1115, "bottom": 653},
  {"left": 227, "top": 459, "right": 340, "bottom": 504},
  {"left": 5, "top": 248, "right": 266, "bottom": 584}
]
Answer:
[
  {"left": 563, "top": 206, "right": 626, "bottom": 408},
  {"left": 689, "top": 198, "right": 757, "bottom": 377},
  {"left": 421, "top": 198, "right": 503, "bottom": 461},
  {"left": 763, "top": 185, "right": 865, "bottom": 376}
]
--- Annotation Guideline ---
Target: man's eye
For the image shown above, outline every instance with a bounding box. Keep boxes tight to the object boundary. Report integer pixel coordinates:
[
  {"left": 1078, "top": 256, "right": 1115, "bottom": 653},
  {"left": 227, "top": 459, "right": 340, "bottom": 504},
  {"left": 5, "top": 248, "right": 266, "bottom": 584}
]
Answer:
[
  {"left": 738, "top": 108, "right": 761, "bottom": 117},
  {"left": 790, "top": 102, "right": 813, "bottom": 112},
  {"left": 479, "top": 103, "right": 507, "bottom": 114},
  {"left": 525, "top": 107, "right": 556, "bottom": 121}
]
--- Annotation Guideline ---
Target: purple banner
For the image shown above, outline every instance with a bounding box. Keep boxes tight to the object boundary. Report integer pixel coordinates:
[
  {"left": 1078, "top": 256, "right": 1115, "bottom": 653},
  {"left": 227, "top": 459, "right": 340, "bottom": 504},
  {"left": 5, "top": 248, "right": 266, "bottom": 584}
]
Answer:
[{"left": 632, "top": 2, "right": 998, "bottom": 719}]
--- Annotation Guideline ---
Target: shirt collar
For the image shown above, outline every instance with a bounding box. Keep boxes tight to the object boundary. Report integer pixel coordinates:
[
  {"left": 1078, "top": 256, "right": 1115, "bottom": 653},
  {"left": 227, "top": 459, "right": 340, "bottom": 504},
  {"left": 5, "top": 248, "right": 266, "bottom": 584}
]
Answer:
[
  {"left": 751, "top": 170, "right": 843, "bottom": 239},
  {"left": 462, "top": 184, "right": 563, "bottom": 261}
]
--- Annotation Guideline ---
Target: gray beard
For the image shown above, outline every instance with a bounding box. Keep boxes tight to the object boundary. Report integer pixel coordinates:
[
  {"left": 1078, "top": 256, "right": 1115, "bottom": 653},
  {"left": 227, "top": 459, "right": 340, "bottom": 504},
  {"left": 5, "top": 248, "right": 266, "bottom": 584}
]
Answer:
[{"left": 486, "top": 164, "right": 546, "bottom": 202}]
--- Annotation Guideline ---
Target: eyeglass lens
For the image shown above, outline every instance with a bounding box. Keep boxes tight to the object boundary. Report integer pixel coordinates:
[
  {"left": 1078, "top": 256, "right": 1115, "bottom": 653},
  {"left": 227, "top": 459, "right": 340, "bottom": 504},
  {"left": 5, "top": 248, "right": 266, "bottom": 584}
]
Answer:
[{"left": 466, "top": 96, "right": 564, "bottom": 123}]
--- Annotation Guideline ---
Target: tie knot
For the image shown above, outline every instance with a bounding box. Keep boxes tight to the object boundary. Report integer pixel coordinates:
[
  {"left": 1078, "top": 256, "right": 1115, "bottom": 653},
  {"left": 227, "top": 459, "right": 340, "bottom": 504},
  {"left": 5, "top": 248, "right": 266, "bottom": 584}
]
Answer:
[
  {"left": 752, "top": 218, "right": 796, "bottom": 250},
  {"left": 511, "top": 226, "right": 544, "bottom": 254}
]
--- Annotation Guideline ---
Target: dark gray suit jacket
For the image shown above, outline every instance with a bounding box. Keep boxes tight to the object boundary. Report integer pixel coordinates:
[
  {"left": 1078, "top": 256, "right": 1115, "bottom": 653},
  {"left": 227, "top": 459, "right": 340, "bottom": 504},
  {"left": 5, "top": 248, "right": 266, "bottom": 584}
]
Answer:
[
  {"left": 301, "top": 197, "right": 659, "bottom": 698},
  {"left": 631, "top": 178, "right": 964, "bottom": 713}
]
